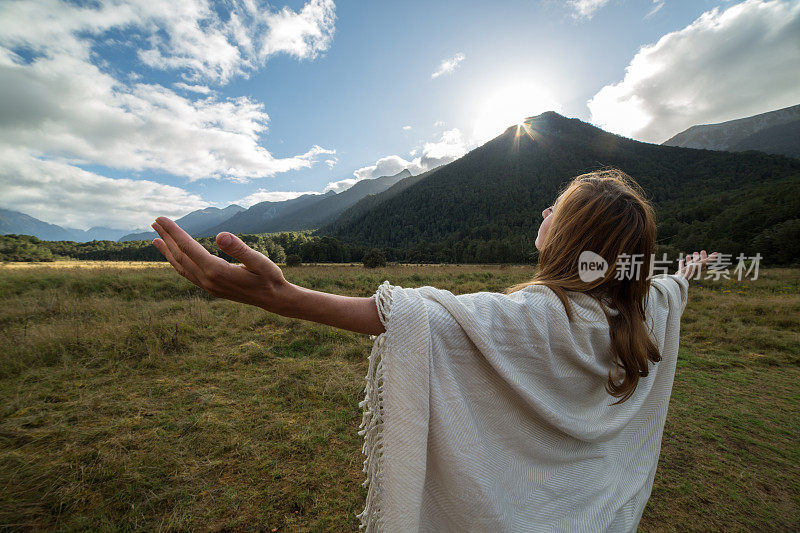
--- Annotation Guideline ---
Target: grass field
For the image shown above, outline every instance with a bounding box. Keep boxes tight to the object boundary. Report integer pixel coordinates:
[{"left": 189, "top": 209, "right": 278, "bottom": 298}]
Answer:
[{"left": 0, "top": 261, "right": 798, "bottom": 531}]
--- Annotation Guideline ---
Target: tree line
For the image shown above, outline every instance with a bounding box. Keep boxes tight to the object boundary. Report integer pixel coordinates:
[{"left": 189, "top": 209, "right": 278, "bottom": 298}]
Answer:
[{"left": 0, "top": 232, "right": 550, "bottom": 265}]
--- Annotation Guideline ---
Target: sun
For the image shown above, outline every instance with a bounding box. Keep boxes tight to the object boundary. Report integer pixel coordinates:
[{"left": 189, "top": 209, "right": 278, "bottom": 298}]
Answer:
[{"left": 472, "top": 82, "right": 563, "bottom": 144}]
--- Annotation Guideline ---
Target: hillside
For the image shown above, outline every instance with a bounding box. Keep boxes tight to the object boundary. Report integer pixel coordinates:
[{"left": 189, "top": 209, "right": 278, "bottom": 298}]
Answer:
[
  {"left": 321, "top": 167, "right": 440, "bottom": 232},
  {"left": 663, "top": 104, "right": 800, "bottom": 158},
  {"left": 199, "top": 170, "right": 416, "bottom": 236},
  {"left": 318, "top": 111, "right": 800, "bottom": 264},
  {"left": 251, "top": 169, "right": 413, "bottom": 233},
  {"left": 729, "top": 120, "right": 800, "bottom": 159}
]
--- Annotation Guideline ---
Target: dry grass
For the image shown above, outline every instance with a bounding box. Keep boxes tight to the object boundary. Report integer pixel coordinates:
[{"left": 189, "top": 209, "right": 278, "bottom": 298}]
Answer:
[
  {"left": 0, "top": 263, "right": 798, "bottom": 531},
  {"left": 0, "top": 260, "right": 173, "bottom": 270}
]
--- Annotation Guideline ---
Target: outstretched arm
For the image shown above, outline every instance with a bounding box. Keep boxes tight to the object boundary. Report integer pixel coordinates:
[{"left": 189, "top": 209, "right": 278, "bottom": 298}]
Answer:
[{"left": 151, "top": 217, "right": 385, "bottom": 336}]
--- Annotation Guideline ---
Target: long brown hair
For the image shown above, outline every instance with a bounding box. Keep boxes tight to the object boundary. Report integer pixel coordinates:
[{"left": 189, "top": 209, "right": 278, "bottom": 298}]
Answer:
[{"left": 505, "top": 168, "right": 659, "bottom": 405}]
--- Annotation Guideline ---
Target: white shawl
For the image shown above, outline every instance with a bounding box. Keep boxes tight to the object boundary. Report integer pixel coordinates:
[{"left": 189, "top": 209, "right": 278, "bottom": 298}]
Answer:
[{"left": 357, "top": 274, "right": 689, "bottom": 532}]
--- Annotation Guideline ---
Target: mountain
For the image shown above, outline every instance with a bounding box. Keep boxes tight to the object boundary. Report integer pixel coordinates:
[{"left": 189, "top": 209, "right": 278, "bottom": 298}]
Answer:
[
  {"left": 317, "top": 111, "right": 800, "bottom": 263},
  {"left": 0, "top": 208, "right": 130, "bottom": 242},
  {"left": 728, "top": 120, "right": 800, "bottom": 159},
  {"left": 259, "top": 169, "right": 413, "bottom": 231},
  {"left": 322, "top": 167, "right": 439, "bottom": 233},
  {"left": 83, "top": 227, "right": 131, "bottom": 241},
  {"left": 663, "top": 104, "right": 800, "bottom": 158},
  {"left": 198, "top": 170, "right": 415, "bottom": 236},
  {"left": 1, "top": 208, "right": 80, "bottom": 241},
  {"left": 199, "top": 193, "right": 332, "bottom": 237},
  {"left": 119, "top": 204, "right": 245, "bottom": 241}
]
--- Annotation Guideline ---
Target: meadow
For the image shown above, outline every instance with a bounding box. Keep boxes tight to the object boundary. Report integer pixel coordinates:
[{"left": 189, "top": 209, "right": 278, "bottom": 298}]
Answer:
[{"left": 0, "top": 261, "right": 797, "bottom": 531}]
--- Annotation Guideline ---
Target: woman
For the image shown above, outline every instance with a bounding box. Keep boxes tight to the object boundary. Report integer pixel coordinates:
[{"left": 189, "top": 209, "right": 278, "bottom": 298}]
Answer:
[{"left": 151, "top": 169, "right": 717, "bottom": 532}]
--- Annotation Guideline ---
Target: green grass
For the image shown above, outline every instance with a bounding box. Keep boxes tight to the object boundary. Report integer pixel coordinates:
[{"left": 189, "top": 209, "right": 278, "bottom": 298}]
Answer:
[{"left": 0, "top": 263, "right": 798, "bottom": 531}]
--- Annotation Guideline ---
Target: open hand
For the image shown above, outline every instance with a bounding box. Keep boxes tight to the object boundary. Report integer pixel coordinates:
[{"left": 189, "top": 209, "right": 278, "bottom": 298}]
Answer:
[
  {"left": 151, "top": 217, "right": 289, "bottom": 310},
  {"left": 676, "top": 250, "right": 719, "bottom": 280}
]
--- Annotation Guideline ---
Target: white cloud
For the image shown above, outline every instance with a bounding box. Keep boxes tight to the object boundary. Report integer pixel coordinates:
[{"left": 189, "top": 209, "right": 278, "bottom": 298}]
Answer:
[
  {"left": 138, "top": 0, "right": 336, "bottom": 83},
  {"left": 325, "top": 158, "right": 338, "bottom": 169},
  {"left": 431, "top": 52, "right": 465, "bottom": 79},
  {"left": 174, "top": 82, "right": 213, "bottom": 94},
  {"left": 645, "top": 0, "right": 665, "bottom": 19},
  {"left": 0, "top": 0, "right": 337, "bottom": 85},
  {"left": 402, "top": 125, "right": 412, "bottom": 131},
  {"left": 352, "top": 155, "right": 418, "bottom": 183},
  {"left": 326, "top": 128, "right": 469, "bottom": 192},
  {"left": 134, "top": 1, "right": 248, "bottom": 84},
  {"left": 0, "top": 148, "right": 209, "bottom": 230},
  {"left": 434, "top": 120, "right": 446, "bottom": 127},
  {"left": 235, "top": 189, "right": 322, "bottom": 208},
  {"left": 0, "top": 1, "right": 337, "bottom": 183},
  {"left": 323, "top": 177, "right": 360, "bottom": 194},
  {"left": 0, "top": 53, "right": 335, "bottom": 180},
  {"left": 588, "top": 0, "right": 800, "bottom": 143},
  {"left": 419, "top": 128, "right": 468, "bottom": 169},
  {"left": 568, "top": 0, "right": 612, "bottom": 19},
  {"left": 258, "top": 0, "right": 336, "bottom": 62}
]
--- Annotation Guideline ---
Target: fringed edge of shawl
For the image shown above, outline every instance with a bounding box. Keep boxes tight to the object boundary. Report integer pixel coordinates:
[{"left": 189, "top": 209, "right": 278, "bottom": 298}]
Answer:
[{"left": 356, "top": 280, "right": 394, "bottom": 532}]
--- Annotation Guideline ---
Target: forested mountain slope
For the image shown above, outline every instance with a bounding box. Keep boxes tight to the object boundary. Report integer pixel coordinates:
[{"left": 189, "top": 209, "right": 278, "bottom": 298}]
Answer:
[{"left": 318, "top": 112, "right": 800, "bottom": 263}]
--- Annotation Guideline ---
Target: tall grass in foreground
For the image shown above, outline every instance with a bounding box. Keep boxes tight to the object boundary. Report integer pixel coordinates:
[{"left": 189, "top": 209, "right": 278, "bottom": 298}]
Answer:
[{"left": 0, "top": 262, "right": 798, "bottom": 531}]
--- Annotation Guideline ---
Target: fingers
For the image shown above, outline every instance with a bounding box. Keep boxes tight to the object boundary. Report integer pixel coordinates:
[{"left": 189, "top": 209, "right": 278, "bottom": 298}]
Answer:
[
  {"left": 152, "top": 222, "right": 207, "bottom": 284},
  {"left": 216, "top": 232, "right": 270, "bottom": 273},
  {"left": 155, "top": 217, "right": 222, "bottom": 271},
  {"left": 152, "top": 237, "right": 202, "bottom": 286},
  {"left": 680, "top": 250, "right": 721, "bottom": 279}
]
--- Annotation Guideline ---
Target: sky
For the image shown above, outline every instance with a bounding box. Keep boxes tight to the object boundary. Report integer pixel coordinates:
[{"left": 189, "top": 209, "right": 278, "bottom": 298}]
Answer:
[{"left": 0, "top": 0, "right": 798, "bottom": 231}]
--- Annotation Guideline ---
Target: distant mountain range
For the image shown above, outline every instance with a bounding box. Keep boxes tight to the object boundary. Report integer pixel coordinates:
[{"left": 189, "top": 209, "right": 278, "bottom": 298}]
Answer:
[
  {"left": 2, "top": 169, "right": 423, "bottom": 242},
  {"left": 198, "top": 169, "right": 414, "bottom": 236},
  {"left": 0, "top": 208, "right": 129, "bottom": 242},
  {"left": 118, "top": 204, "right": 246, "bottom": 241},
  {"left": 663, "top": 103, "right": 800, "bottom": 158},
  {"left": 197, "top": 192, "right": 334, "bottom": 237}
]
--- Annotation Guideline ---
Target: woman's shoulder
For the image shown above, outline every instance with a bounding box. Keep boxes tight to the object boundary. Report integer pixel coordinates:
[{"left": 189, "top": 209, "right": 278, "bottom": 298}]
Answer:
[{"left": 648, "top": 273, "right": 689, "bottom": 314}]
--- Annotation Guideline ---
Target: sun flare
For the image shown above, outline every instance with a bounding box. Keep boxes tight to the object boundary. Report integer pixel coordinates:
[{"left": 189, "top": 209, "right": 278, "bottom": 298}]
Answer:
[{"left": 472, "top": 83, "right": 562, "bottom": 144}]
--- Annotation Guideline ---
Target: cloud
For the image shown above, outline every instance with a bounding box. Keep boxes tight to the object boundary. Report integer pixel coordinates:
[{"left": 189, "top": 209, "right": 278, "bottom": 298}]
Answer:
[
  {"left": 139, "top": 0, "right": 336, "bottom": 83},
  {"left": 0, "top": 148, "right": 209, "bottom": 230},
  {"left": 0, "top": 1, "right": 336, "bottom": 182},
  {"left": 174, "top": 82, "right": 213, "bottom": 94},
  {"left": 587, "top": 0, "right": 800, "bottom": 143},
  {"left": 258, "top": 0, "right": 336, "bottom": 62},
  {"left": 434, "top": 120, "right": 446, "bottom": 127},
  {"left": 431, "top": 53, "right": 465, "bottom": 79},
  {"left": 235, "top": 189, "right": 322, "bottom": 208},
  {"left": 352, "top": 155, "right": 418, "bottom": 184},
  {"left": 0, "top": 0, "right": 336, "bottom": 86},
  {"left": 325, "top": 158, "right": 338, "bottom": 169},
  {"left": 322, "top": 177, "right": 359, "bottom": 194},
  {"left": 568, "top": 0, "right": 612, "bottom": 19},
  {"left": 324, "top": 128, "right": 469, "bottom": 192},
  {"left": 645, "top": 0, "right": 665, "bottom": 19},
  {"left": 402, "top": 125, "right": 412, "bottom": 131}
]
